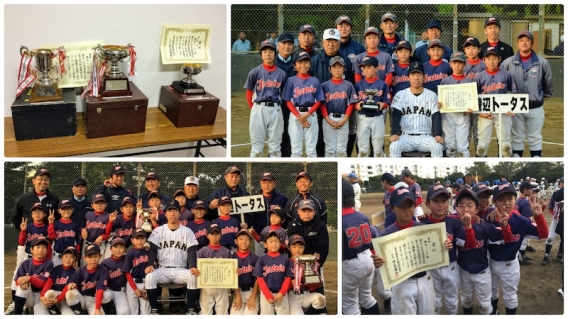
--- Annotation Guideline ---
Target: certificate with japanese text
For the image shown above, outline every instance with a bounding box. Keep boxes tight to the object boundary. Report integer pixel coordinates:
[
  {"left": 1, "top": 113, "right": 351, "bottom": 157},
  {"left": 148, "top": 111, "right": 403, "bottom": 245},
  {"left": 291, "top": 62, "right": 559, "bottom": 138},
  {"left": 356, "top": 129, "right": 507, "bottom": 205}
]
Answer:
[
  {"left": 197, "top": 258, "right": 238, "bottom": 289},
  {"left": 160, "top": 24, "right": 212, "bottom": 64},
  {"left": 438, "top": 82, "right": 478, "bottom": 113},
  {"left": 372, "top": 223, "right": 448, "bottom": 289}
]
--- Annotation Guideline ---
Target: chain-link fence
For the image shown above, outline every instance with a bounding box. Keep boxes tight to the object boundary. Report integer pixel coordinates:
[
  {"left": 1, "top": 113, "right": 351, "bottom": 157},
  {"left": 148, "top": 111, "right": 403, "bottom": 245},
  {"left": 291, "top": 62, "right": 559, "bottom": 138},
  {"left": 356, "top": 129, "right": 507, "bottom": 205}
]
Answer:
[
  {"left": 4, "top": 162, "right": 338, "bottom": 229},
  {"left": 232, "top": 4, "right": 563, "bottom": 55}
]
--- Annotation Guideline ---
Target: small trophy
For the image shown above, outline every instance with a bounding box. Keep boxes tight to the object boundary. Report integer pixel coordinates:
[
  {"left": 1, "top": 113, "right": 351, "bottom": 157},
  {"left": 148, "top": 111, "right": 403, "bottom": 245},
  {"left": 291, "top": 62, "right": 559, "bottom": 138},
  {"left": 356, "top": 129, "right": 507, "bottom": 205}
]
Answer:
[
  {"left": 297, "top": 254, "right": 323, "bottom": 286},
  {"left": 171, "top": 63, "right": 205, "bottom": 94},
  {"left": 137, "top": 208, "right": 154, "bottom": 233},
  {"left": 362, "top": 89, "right": 379, "bottom": 110},
  {"left": 20, "top": 46, "right": 63, "bottom": 103},
  {"left": 95, "top": 44, "right": 133, "bottom": 97}
]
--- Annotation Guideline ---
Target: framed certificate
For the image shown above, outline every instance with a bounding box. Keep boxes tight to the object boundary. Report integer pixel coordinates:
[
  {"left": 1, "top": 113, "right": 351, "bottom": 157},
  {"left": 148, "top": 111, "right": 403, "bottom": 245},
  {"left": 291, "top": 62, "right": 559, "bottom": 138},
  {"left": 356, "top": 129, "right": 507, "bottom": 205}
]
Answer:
[
  {"left": 160, "top": 24, "right": 212, "bottom": 64},
  {"left": 197, "top": 258, "right": 238, "bottom": 289}
]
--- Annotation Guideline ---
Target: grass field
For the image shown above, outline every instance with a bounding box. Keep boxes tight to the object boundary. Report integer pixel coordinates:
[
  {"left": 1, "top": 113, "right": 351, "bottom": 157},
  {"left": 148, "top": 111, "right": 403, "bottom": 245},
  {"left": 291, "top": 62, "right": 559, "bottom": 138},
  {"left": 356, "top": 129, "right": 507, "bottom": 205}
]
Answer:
[{"left": 231, "top": 94, "right": 563, "bottom": 158}]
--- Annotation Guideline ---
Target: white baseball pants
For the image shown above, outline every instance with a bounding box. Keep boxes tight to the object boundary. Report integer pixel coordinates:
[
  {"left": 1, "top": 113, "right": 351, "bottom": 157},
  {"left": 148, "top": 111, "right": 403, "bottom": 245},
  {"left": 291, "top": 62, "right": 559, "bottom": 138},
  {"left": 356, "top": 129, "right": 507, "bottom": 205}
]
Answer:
[
  {"left": 260, "top": 292, "right": 289, "bottom": 315},
  {"left": 145, "top": 268, "right": 197, "bottom": 289},
  {"left": 490, "top": 258, "right": 520, "bottom": 310},
  {"left": 357, "top": 114, "right": 385, "bottom": 157},
  {"left": 65, "top": 288, "right": 112, "bottom": 315},
  {"left": 546, "top": 213, "right": 559, "bottom": 245},
  {"left": 230, "top": 288, "right": 259, "bottom": 315},
  {"left": 372, "top": 268, "right": 392, "bottom": 301},
  {"left": 199, "top": 288, "right": 229, "bottom": 315},
  {"left": 249, "top": 103, "right": 284, "bottom": 157},
  {"left": 430, "top": 261, "right": 459, "bottom": 315},
  {"left": 390, "top": 272, "right": 436, "bottom": 315},
  {"left": 459, "top": 266, "right": 492, "bottom": 315},
  {"left": 511, "top": 107, "right": 545, "bottom": 152},
  {"left": 288, "top": 291, "right": 326, "bottom": 315},
  {"left": 109, "top": 288, "right": 131, "bottom": 314},
  {"left": 127, "top": 280, "right": 151, "bottom": 315},
  {"left": 477, "top": 115, "right": 512, "bottom": 157},
  {"left": 289, "top": 111, "right": 318, "bottom": 157},
  {"left": 442, "top": 113, "right": 471, "bottom": 157},
  {"left": 389, "top": 134, "right": 443, "bottom": 157},
  {"left": 342, "top": 249, "right": 376, "bottom": 315},
  {"left": 322, "top": 114, "right": 349, "bottom": 157},
  {"left": 33, "top": 290, "right": 75, "bottom": 315}
]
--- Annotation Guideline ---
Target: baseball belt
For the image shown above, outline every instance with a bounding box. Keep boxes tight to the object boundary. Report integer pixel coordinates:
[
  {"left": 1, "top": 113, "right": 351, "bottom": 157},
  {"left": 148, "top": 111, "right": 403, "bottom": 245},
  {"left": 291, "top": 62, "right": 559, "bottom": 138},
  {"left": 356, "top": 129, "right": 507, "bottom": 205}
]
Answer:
[
  {"left": 296, "top": 106, "right": 310, "bottom": 112},
  {"left": 409, "top": 271, "right": 427, "bottom": 279},
  {"left": 258, "top": 101, "right": 279, "bottom": 107},
  {"left": 109, "top": 287, "right": 126, "bottom": 292},
  {"left": 163, "top": 266, "right": 185, "bottom": 268},
  {"left": 134, "top": 278, "right": 144, "bottom": 283},
  {"left": 331, "top": 113, "right": 344, "bottom": 118},
  {"left": 360, "top": 111, "right": 383, "bottom": 117},
  {"left": 404, "top": 133, "right": 430, "bottom": 136},
  {"left": 240, "top": 286, "right": 252, "bottom": 292}
]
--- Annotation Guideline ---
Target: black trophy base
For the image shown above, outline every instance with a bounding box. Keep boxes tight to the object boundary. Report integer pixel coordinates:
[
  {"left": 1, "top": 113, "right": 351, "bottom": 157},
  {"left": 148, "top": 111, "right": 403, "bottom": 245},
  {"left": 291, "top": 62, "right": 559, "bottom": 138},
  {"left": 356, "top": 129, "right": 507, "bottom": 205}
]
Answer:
[{"left": 171, "top": 80, "right": 205, "bottom": 94}]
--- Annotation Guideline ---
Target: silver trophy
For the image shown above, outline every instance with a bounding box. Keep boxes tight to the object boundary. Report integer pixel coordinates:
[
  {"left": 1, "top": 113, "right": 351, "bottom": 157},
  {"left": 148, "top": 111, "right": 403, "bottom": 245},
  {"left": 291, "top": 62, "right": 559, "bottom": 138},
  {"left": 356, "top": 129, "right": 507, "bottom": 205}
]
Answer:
[
  {"left": 20, "top": 46, "right": 63, "bottom": 102},
  {"left": 172, "top": 63, "right": 205, "bottom": 94},
  {"left": 95, "top": 44, "right": 132, "bottom": 97},
  {"left": 137, "top": 208, "right": 154, "bottom": 233},
  {"left": 362, "top": 89, "right": 379, "bottom": 110},
  {"left": 297, "top": 254, "right": 323, "bottom": 286}
]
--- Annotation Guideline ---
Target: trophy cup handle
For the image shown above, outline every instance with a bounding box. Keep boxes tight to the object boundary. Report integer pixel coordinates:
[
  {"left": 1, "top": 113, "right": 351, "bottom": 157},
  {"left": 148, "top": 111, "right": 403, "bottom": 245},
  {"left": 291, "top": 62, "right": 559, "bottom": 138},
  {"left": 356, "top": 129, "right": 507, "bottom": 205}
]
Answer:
[
  {"left": 93, "top": 44, "right": 103, "bottom": 58},
  {"left": 20, "top": 45, "right": 29, "bottom": 56}
]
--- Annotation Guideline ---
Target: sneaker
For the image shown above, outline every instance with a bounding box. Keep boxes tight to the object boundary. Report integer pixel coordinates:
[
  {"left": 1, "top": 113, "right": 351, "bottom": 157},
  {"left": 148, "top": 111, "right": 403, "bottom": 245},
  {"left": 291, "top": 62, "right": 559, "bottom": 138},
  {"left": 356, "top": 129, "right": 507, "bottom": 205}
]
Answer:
[
  {"left": 558, "top": 254, "right": 564, "bottom": 263},
  {"left": 559, "top": 288, "right": 564, "bottom": 299},
  {"left": 524, "top": 255, "right": 532, "bottom": 261},
  {"left": 520, "top": 258, "right": 533, "bottom": 265},
  {"left": 186, "top": 309, "right": 197, "bottom": 315},
  {"left": 526, "top": 246, "right": 536, "bottom": 252},
  {"left": 151, "top": 309, "right": 159, "bottom": 315},
  {"left": 5, "top": 302, "right": 15, "bottom": 315},
  {"left": 541, "top": 255, "right": 550, "bottom": 265}
]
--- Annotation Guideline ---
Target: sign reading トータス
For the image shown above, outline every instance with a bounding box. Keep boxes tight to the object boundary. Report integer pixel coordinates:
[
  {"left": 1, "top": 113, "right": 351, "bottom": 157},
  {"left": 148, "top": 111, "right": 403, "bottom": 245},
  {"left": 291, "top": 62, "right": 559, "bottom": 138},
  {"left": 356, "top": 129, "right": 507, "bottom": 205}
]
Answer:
[
  {"left": 372, "top": 222, "right": 448, "bottom": 289},
  {"left": 229, "top": 195, "right": 265, "bottom": 215},
  {"left": 160, "top": 24, "right": 212, "bottom": 64}
]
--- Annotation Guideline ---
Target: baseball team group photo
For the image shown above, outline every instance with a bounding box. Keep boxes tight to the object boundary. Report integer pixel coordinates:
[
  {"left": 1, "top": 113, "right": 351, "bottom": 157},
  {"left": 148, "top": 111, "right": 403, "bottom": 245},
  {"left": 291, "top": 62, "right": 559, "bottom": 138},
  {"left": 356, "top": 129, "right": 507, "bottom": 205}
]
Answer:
[
  {"left": 230, "top": 4, "right": 563, "bottom": 158},
  {"left": 3, "top": 162, "right": 338, "bottom": 315},
  {"left": 342, "top": 160, "right": 564, "bottom": 315}
]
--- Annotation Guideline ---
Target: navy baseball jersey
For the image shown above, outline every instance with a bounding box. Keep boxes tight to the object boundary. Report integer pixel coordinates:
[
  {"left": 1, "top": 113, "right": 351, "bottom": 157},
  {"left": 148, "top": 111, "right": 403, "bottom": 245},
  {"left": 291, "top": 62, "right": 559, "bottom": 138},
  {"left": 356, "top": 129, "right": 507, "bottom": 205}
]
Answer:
[
  {"left": 422, "top": 216, "right": 466, "bottom": 262},
  {"left": 179, "top": 208, "right": 193, "bottom": 227},
  {"left": 187, "top": 219, "right": 211, "bottom": 248},
  {"left": 391, "top": 87, "right": 439, "bottom": 135},
  {"left": 122, "top": 247, "right": 150, "bottom": 279},
  {"left": 464, "top": 59, "right": 486, "bottom": 80},
  {"left": 253, "top": 253, "right": 293, "bottom": 292},
  {"left": 385, "top": 213, "right": 396, "bottom": 229},
  {"left": 259, "top": 225, "right": 288, "bottom": 244},
  {"left": 107, "top": 215, "right": 135, "bottom": 247},
  {"left": 440, "top": 74, "right": 476, "bottom": 86},
  {"left": 476, "top": 69, "right": 517, "bottom": 94},
  {"left": 197, "top": 245, "right": 232, "bottom": 258},
  {"left": 233, "top": 250, "right": 259, "bottom": 289},
  {"left": 380, "top": 220, "right": 425, "bottom": 236},
  {"left": 45, "top": 264, "right": 75, "bottom": 292},
  {"left": 423, "top": 60, "right": 452, "bottom": 92},
  {"left": 20, "top": 222, "right": 49, "bottom": 254},
  {"left": 213, "top": 216, "right": 240, "bottom": 248},
  {"left": 354, "top": 77, "right": 391, "bottom": 117},
  {"left": 514, "top": 197, "right": 532, "bottom": 219},
  {"left": 244, "top": 64, "right": 287, "bottom": 104},
  {"left": 14, "top": 258, "right": 53, "bottom": 292},
  {"left": 370, "top": 225, "right": 380, "bottom": 238},
  {"left": 457, "top": 222, "right": 504, "bottom": 274},
  {"left": 488, "top": 213, "right": 546, "bottom": 261},
  {"left": 391, "top": 62, "right": 410, "bottom": 97},
  {"left": 407, "top": 182, "right": 423, "bottom": 206},
  {"left": 352, "top": 51, "right": 394, "bottom": 80},
  {"left": 281, "top": 75, "right": 325, "bottom": 107},
  {"left": 342, "top": 208, "right": 373, "bottom": 260},
  {"left": 101, "top": 256, "right": 127, "bottom": 289},
  {"left": 478, "top": 206, "right": 497, "bottom": 221},
  {"left": 321, "top": 79, "right": 358, "bottom": 114},
  {"left": 413, "top": 44, "right": 453, "bottom": 63},
  {"left": 72, "top": 265, "right": 109, "bottom": 297},
  {"left": 82, "top": 211, "right": 109, "bottom": 242},
  {"left": 383, "top": 188, "right": 395, "bottom": 216},
  {"left": 153, "top": 210, "right": 167, "bottom": 227},
  {"left": 49, "top": 220, "right": 81, "bottom": 254}
]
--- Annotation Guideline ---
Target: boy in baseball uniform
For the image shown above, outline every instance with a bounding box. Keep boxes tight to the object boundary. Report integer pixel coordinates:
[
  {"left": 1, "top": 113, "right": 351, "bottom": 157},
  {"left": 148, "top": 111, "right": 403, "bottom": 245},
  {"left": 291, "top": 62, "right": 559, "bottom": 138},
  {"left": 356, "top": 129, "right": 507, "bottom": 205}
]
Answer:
[
  {"left": 353, "top": 26, "right": 394, "bottom": 84},
  {"left": 320, "top": 56, "right": 358, "bottom": 157},
  {"left": 81, "top": 194, "right": 110, "bottom": 264},
  {"left": 48, "top": 199, "right": 81, "bottom": 267},
  {"left": 475, "top": 46, "right": 517, "bottom": 157},
  {"left": 122, "top": 229, "right": 152, "bottom": 315},
  {"left": 105, "top": 197, "right": 136, "bottom": 250},
  {"left": 251, "top": 205, "right": 289, "bottom": 254},
  {"left": 12, "top": 236, "right": 53, "bottom": 315},
  {"left": 253, "top": 230, "right": 293, "bottom": 314},
  {"left": 197, "top": 224, "right": 233, "bottom": 315},
  {"left": 36, "top": 246, "right": 78, "bottom": 315},
  {"left": 288, "top": 234, "right": 326, "bottom": 315},
  {"left": 187, "top": 200, "right": 211, "bottom": 249},
  {"left": 245, "top": 39, "right": 287, "bottom": 157},
  {"left": 354, "top": 56, "right": 391, "bottom": 157},
  {"left": 437, "top": 51, "right": 475, "bottom": 157},
  {"left": 174, "top": 189, "right": 193, "bottom": 226},
  {"left": 101, "top": 237, "right": 130, "bottom": 315},
  {"left": 282, "top": 51, "right": 325, "bottom": 157},
  {"left": 212, "top": 196, "right": 241, "bottom": 251},
  {"left": 231, "top": 229, "right": 260, "bottom": 315},
  {"left": 146, "top": 190, "right": 167, "bottom": 229},
  {"left": 463, "top": 37, "right": 485, "bottom": 152},
  {"left": 423, "top": 39, "right": 452, "bottom": 93}
]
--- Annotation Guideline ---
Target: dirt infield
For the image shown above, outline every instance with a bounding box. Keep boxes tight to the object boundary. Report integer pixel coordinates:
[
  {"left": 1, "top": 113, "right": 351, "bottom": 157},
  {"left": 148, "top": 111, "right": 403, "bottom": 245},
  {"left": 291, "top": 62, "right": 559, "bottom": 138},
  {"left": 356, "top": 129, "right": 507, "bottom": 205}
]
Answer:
[
  {"left": 231, "top": 95, "right": 563, "bottom": 158},
  {"left": 353, "top": 192, "right": 564, "bottom": 315},
  {"left": 3, "top": 255, "right": 338, "bottom": 315}
]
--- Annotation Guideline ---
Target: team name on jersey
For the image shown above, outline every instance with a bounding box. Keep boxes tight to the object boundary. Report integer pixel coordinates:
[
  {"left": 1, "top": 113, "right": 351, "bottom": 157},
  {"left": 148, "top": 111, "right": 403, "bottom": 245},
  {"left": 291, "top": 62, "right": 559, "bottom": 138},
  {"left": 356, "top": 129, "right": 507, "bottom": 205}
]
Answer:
[
  {"left": 115, "top": 228, "right": 133, "bottom": 237},
  {"left": 194, "top": 229, "right": 207, "bottom": 238},
  {"left": 55, "top": 276, "right": 69, "bottom": 285},
  {"left": 179, "top": 220, "right": 188, "bottom": 226},
  {"left": 293, "top": 85, "right": 317, "bottom": 99},
  {"left": 424, "top": 73, "right": 448, "bottom": 83},
  {"left": 26, "top": 233, "right": 43, "bottom": 243},
  {"left": 466, "top": 72, "right": 478, "bottom": 79},
  {"left": 459, "top": 239, "right": 484, "bottom": 251},
  {"left": 109, "top": 269, "right": 123, "bottom": 279},
  {"left": 239, "top": 265, "right": 254, "bottom": 275},
  {"left": 221, "top": 226, "right": 239, "bottom": 235},
  {"left": 55, "top": 230, "right": 76, "bottom": 239},
  {"left": 132, "top": 255, "right": 149, "bottom": 268},
  {"left": 510, "top": 233, "right": 521, "bottom": 243},
  {"left": 262, "top": 264, "right": 285, "bottom": 276},
  {"left": 325, "top": 91, "right": 348, "bottom": 102},
  {"left": 81, "top": 281, "right": 97, "bottom": 291},
  {"left": 86, "top": 221, "right": 106, "bottom": 230},
  {"left": 358, "top": 90, "right": 384, "bottom": 101},
  {"left": 256, "top": 79, "right": 282, "bottom": 90},
  {"left": 158, "top": 240, "right": 187, "bottom": 251},
  {"left": 401, "top": 106, "right": 432, "bottom": 117},
  {"left": 392, "top": 74, "right": 409, "bottom": 86},
  {"left": 481, "top": 82, "right": 506, "bottom": 94}
]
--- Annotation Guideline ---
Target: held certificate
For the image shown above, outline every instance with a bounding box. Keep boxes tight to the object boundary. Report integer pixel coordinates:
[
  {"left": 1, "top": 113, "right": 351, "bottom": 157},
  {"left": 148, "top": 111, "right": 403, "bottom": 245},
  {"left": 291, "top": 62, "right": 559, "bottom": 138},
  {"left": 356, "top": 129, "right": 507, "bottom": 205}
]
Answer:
[
  {"left": 438, "top": 82, "right": 478, "bottom": 113},
  {"left": 160, "top": 24, "right": 212, "bottom": 64},
  {"left": 197, "top": 258, "right": 238, "bottom": 289},
  {"left": 372, "top": 223, "right": 449, "bottom": 289}
]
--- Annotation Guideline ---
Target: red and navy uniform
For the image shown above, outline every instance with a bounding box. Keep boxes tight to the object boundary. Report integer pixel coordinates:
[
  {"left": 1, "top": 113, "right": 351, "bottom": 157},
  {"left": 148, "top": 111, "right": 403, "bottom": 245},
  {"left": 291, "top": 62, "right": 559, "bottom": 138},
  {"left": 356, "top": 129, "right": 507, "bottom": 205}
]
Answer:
[
  {"left": 150, "top": 210, "right": 167, "bottom": 229},
  {"left": 476, "top": 69, "right": 517, "bottom": 94},
  {"left": 82, "top": 211, "right": 109, "bottom": 243},
  {"left": 40, "top": 264, "right": 75, "bottom": 302},
  {"left": 212, "top": 216, "right": 240, "bottom": 249},
  {"left": 105, "top": 214, "right": 135, "bottom": 247},
  {"left": 464, "top": 59, "right": 486, "bottom": 80},
  {"left": 253, "top": 252, "right": 293, "bottom": 294},
  {"left": 72, "top": 265, "right": 109, "bottom": 297},
  {"left": 391, "top": 62, "right": 410, "bottom": 98},
  {"left": 287, "top": 217, "right": 329, "bottom": 266},
  {"left": 380, "top": 220, "right": 425, "bottom": 237},
  {"left": 354, "top": 76, "right": 391, "bottom": 117},
  {"left": 207, "top": 186, "right": 250, "bottom": 221},
  {"left": 423, "top": 59, "right": 452, "bottom": 93},
  {"left": 407, "top": 181, "right": 423, "bottom": 208},
  {"left": 187, "top": 219, "right": 211, "bottom": 249},
  {"left": 179, "top": 207, "right": 194, "bottom": 226},
  {"left": 197, "top": 244, "right": 232, "bottom": 259},
  {"left": 379, "top": 32, "right": 405, "bottom": 61},
  {"left": 19, "top": 222, "right": 49, "bottom": 254},
  {"left": 342, "top": 207, "right": 373, "bottom": 260},
  {"left": 321, "top": 79, "right": 358, "bottom": 117},
  {"left": 440, "top": 73, "right": 476, "bottom": 86},
  {"left": 233, "top": 250, "right": 259, "bottom": 290},
  {"left": 14, "top": 258, "right": 53, "bottom": 293},
  {"left": 48, "top": 219, "right": 81, "bottom": 254},
  {"left": 422, "top": 216, "right": 466, "bottom": 263},
  {"left": 352, "top": 51, "right": 394, "bottom": 84},
  {"left": 256, "top": 225, "right": 288, "bottom": 244},
  {"left": 413, "top": 43, "right": 453, "bottom": 63},
  {"left": 102, "top": 256, "right": 127, "bottom": 290},
  {"left": 487, "top": 211, "right": 548, "bottom": 261},
  {"left": 383, "top": 187, "right": 395, "bottom": 216},
  {"left": 478, "top": 206, "right": 497, "bottom": 221},
  {"left": 514, "top": 197, "right": 532, "bottom": 219},
  {"left": 247, "top": 190, "right": 288, "bottom": 232},
  {"left": 186, "top": 196, "right": 207, "bottom": 212},
  {"left": 244, "top": 64, "right": 287, "bottom": 106},
  {"left": 137, "top": 192, "right": 171, "bottom": 210},
  {"left": 122, "top": 247, "right": 150, "bottom": 286},
  {"left": 457, "top": 222, "right": 507, "bottom": 274},
  {"left": 282, "top": 74, "right": 324, "bottom": 114},
  {"left": 13, "top": 191, "right": 60, "bottom": 231},
  {"left": 96, "top": 185, "right": 134, "bottom": 215}
]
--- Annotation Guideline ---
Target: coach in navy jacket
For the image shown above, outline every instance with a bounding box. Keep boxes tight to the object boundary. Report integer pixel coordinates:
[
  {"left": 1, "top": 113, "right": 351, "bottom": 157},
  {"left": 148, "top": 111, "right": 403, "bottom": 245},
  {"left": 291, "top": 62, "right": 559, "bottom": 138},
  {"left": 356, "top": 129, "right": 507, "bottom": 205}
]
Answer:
[
  {"left": 207, "top": 166, "right": 250, "bottom": 221},
  {"left": 246, "top": 172, "right": 288, "bottom": 233}
]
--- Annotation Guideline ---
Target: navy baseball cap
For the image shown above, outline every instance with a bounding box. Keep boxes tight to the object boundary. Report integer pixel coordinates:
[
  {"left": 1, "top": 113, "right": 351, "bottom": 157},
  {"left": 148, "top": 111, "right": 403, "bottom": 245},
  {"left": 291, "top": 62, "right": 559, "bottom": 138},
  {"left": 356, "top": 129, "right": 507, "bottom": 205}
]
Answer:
[
  {"left": 483, "top": 46, "right": 499, "bottom": 58},
  {"left": 260, "top": 39, "right": 276, "bottom": 51},
  {"left": 390, "top": 187, "right": 416, "bottom": 207},
  {"left": 208, "top": 224, "right": 221, "bottom": 234},
  {"left": 265, "top": 230, "right": 280, "bottom": 241},
  {"left": 381, "top": 173, "right": 395, "bottom": 184},
  {"left": 224, "top": 166, "right": 241, "bottom": 175},
  {"left": 359, "top": 56, "right": 379, "bottom": 67},
  {"left": 463, "top": 37, "right": 481, "bottom": 48},
  {"left": 381, "top": 12, "right": 397, "bottom": 23},
  {"left": 121, "top": 197, "right": 134, "bottom": 206},
  {"left": 111, "top": 237, "right": 126, "bottom": 246},
  {"left": 145, "top": 172, "right": 160, "bottom": 181},
  {"left": 109, "top": 165, "right": 125, "bottom": 175},
  {"left": 517, "top": 30, "right": 534, "bottom": 40},
  {"left": 148, "top": 190, "right": 161, "bottom": 200},
  {"left": 455, "top": 188, "right": 479, "bottom": 206},
  {"left": 426, "top": 184, "right": 450, "bottom": 201},
  {"left": 493, "top": 183, "right": 517, "bottom": 200},
  {"left": 484, "top": 17, "right": 501, "bottom": 28},
  {"left": 165, "top": 199, "right": 180, "bottom": 211},
  {"left": 59, "top": 199, "right": 73, "bottom": 209},
  {"left": 335, "top": 15, "right": 353, "bottom": 26},
  {"left": 426, "top": 19, "right": 442, "bottom": 30},
  {"left": 342, "top": 179, "right": 355, "bottom": 202},
  {"left": 293, "top": 50, "right": 311, "bottom": 63},
  {"left": 73, "top": 178, "right": 87, "bottom": 186},
  {"left": 299, "top": 24, "right": 316, "bottom": 35},
  {"left": 363, "top": 27, "right": 380, "bottom": 37},
  {"left": 192, "top": 200, "right": 207, "bottom": 210},
  {"left": 428, "top": 39, "right": 444, "bottom": 49},
  {"left": 260, "top": 171, "right": 276, "bottom": 181},
  {"left": 236, "top": 228, "right": 253, "bottom": 240},
  {"left": 289, "top": 234, "right": 305, "bottom": 245},
  {"left": 132, "top": 228, "right": 147, "bottom": 238},
  {"left": 31, "top": 236, "right": 49, "bottom": 247},
  {"left": 401, "top": 169, "right": 412, "bottom": 177},
  {"left": 450, "top": 51, "right": 466, "bottom": 63},
  {"left": 519, "top": 181, "right": 533, "bottom": 192},
  {"left": 173, "top": 189, "right": 185, "bottom": 198},
  {"left": 298, "top": 199, "right": 315, "bottom": 210},
  {"left": 277, "top": 32, "right": 294, "bottom": 43},
  {"left": 85, "top": 244, "right": 101, "bottom": 256},
  {"left": 62, "top": 246, "right": 78, "bottom": 258},
  {"left": 472, "top": 183, "right": 493, "bottom": 196},
  {"left": 395, "top": 40, "right": 412, "bottom": 51},
  {"left": 451, "top": 182, "right": 461, "bottom": 190},
  {"left": 34, "top": 168, "right": 51, "bottom": 178},
  {"left": 219, "top": 196, "right": 233, "bottom": 206},
  {"left": 295, "top": 171, "right": 312, "bottom": 181},
  {"left": 269, "top": 206, "right": 286, "bottom": 221},
  {"left": 408, "top": 61, "right": 424, "bottom": 74},
  {"left": 92, "top": 194, "right": 107, "bottom": 203},
  {"left": 329, "top": 56, "right": 345, "bottom": 67}
]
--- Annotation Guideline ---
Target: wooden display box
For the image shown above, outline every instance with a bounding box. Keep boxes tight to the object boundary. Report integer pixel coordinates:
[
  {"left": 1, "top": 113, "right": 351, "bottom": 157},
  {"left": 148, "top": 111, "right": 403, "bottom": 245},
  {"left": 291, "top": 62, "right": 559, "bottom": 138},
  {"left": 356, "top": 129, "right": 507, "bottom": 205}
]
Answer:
[
  {"left": 84, "top": 82, "right": 148, "bottom": 139},
  {"left": 158, "top": 86, "right": 219, "bottom": 128},
  {"left": 10, "top": 88, "right": 77, "bottom": 141}
]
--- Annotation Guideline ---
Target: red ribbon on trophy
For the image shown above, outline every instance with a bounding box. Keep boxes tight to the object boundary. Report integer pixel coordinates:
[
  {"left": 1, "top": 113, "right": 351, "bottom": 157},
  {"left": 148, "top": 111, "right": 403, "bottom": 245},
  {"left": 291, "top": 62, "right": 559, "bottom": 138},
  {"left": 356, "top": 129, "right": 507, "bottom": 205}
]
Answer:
[
  {"left": 15, "top": 51, "right": 36, "bottom": 98},
  {"left": 293, "top": 257, "right": 305, "bottom": 294},
  {"left": 127, "top": 44, "right": 137, "bottom": 76},
  {"left": 54, "top": 46, "right": 67, "bottom": 77},
  {"left": 81, "top": 51, "right": 99, "bottom": 98}
]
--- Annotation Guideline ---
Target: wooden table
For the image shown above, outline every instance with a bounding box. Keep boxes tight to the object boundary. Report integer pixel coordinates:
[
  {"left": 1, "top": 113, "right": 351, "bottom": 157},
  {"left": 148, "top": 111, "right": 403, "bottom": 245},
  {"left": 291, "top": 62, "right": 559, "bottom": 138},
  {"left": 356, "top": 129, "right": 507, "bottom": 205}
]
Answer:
[{"left": 5, "top": 107, "right": 226, "bottom": 157}]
